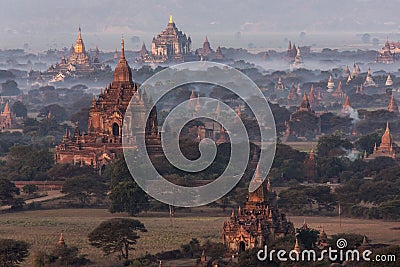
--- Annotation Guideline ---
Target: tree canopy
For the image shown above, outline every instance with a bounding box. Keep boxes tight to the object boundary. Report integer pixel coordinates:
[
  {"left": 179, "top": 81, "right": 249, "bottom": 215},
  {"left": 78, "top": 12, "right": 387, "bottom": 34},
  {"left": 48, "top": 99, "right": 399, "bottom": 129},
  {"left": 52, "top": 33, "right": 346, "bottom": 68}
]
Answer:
[
  {"left": 0, "top": 239, "right": 30, "bottom": 267},
  {"left": 88, "top": 218, "right": 147, "bottom": 260}
]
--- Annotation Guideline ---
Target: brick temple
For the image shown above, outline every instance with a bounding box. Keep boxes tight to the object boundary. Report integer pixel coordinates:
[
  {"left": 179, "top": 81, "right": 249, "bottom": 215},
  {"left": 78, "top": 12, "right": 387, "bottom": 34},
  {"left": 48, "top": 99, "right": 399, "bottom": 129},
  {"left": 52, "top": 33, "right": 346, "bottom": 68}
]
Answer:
[{"left": 54, "top": 37, "right": 159, "bottom": 171}]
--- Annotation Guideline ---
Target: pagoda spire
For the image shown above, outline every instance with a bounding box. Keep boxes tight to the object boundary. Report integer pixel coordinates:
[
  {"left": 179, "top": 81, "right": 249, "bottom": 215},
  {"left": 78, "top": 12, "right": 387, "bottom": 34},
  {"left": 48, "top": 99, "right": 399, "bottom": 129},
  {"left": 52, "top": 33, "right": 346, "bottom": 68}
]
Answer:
[
  {"left": 169, "top": 14, "right": 173, "bottom": 24},
  {"left": 78, "top": 26, "right": 82, "bottom": 39},
  {"left": 380, "top": 121, "right": 393, "bottom": 151},
  {"left": 294, "top": 237, "right": 300, "bottom": 253},
  {"left": 388, "top": 95, "right": 399, "bottom": 113},
  {"left": 120, "top": 35, "right": 125, "bottom": 59},
  {"left": 58, "top": 233, "right": 66, "bottom": 247},
  {"left": 386, "top": 73, "right": 393, "bottom": 86},
  {"left": 299, "top": 91, "right": 311, "bottom": 112},
  {"left": 342, "top": 96, "right": 351, "bottom": 109}
]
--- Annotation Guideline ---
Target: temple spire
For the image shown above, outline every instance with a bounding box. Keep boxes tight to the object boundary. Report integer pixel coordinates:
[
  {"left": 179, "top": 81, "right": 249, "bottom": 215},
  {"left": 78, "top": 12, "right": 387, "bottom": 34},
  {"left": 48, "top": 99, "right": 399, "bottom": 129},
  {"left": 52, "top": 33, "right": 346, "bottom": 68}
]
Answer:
[
  {"left": 78, "top": 26, "right": 82, "bottom": 39},
  {"left": 58, "top": 233, "right": 66, "bottom": 247},
  {"left": 169, "top": 14, "right": 173, "bottom": 24},
  {"left": 294, "top": 237, "right": 300, "bottom": 253},
  {"left": 120, "top": 35, "right": 125, "bottom": 59},
  {"left": 388, "top": 95, "right": 399, "bottom": 113}
]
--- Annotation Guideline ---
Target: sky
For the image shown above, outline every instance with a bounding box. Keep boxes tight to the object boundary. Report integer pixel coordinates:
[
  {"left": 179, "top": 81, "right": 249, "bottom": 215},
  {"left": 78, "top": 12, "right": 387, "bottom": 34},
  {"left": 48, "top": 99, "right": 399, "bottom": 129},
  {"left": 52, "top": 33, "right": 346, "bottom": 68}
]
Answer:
[{"left": 1, "top": 0, "right": 400, "bottom": 52}]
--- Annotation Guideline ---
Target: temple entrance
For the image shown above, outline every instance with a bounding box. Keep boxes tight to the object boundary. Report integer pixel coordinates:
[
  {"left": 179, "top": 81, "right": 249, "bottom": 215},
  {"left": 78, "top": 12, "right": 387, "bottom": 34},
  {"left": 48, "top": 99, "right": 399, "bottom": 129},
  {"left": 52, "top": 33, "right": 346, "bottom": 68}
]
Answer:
[
  {"left": 112, "top": 123, "right": 119, "bottom": 136},
  {"left": 239, "top": 241, "right": 246, "bottom": 253}
]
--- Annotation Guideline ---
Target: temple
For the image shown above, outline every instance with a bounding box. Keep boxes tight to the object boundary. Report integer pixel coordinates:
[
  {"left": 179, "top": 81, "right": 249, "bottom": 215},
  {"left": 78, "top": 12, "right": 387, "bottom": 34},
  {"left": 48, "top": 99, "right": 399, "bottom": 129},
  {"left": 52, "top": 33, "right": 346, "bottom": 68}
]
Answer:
[
  {"left": 363, "top": 68, "right": 376, "bottom": 87},
  {"left": 0, "top": 102, "right": 17, "bottom": 130},
  {"left": 365, "top": 122, "right": 397, "bottom": 160},
  {"left": 222, "top": 165, "right": 295, "bottom": 252},
  {"left": 332, "top": 81, "right": 346, "bottom": 98},
  {"left": 327, "top": 75, "right": 334, "bottom": 91},
  {"left": 388, "top": 95, "right": 399, "bottom": 113},
  {"left": 138, "top": 15, "right": 192, "bottom": 63},
  {"left": 284, "top": 92, "right": 321, "bottom": 140},
  {"left": 342, "top": 96, "right": 351, "bottom": 112},
  {"left": 298, "top": 91, "right": 312, "bottom": 112},
  {"left": 308, "top": 84, "right": 318, "bottom": 107},
  {"left": 275, "top": 77, "right": 286, "bottom": 90},
  {"left": 285, "top": 41, "right": 297, "bottom": 61},
  {"left": 292, "top": 48, "right": 303, "bottom": 68},
  {"left": 287, "top": 83, "right": 298, "bottom": 102},
  {"left": 200, "top": 36, "right": 213, "bottom": 58},
  {"left": 385, "top": 73, "right": 393, "bottom": 86},
  {"left": 303, "top": 149, "right": 317, "bottom": 182},
  {"left": 376, "top": 38, "right": 395, "bottom": 64},
  {"left": 54, "top": 37, "right": 159, "bottom": 171},
  {"left": 44, "top": 27, "right": 108, "bottom": 82}
]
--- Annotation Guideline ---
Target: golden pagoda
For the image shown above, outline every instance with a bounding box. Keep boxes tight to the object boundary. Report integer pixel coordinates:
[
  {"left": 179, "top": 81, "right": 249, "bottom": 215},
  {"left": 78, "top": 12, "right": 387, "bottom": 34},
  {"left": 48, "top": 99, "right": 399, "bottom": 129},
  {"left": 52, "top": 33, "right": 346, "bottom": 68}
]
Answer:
[
  {"left": 327, "top": 75, "right": 335, "bottom": 91},
  {"left": 386, "top": 73, "right": 394, "bottom": 86},
  {"left": 364, "top": 68, "right": 376, "bottom": 87}
]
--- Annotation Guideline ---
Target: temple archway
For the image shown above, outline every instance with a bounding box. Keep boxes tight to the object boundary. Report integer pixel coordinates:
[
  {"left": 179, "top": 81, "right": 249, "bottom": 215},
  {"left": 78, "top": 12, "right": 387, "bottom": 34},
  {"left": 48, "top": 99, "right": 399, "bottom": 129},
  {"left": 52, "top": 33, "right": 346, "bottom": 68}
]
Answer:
[
  {"left": 239, "top": 241, "right": 246, "bottom": 253},
  {"left": 112, "top": 123, "right": 120, "bottom": 136}
]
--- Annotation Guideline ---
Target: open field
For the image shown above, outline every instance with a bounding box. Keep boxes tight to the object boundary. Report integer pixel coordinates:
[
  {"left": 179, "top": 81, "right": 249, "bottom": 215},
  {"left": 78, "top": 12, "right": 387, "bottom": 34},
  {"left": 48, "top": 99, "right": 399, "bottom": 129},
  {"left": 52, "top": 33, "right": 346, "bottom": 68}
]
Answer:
[
  {"left": 283, "top": 141, "right": 318, "bottom": 152},
  {"left": 0, "top": 209, "right": 399, "bottom": 266}
]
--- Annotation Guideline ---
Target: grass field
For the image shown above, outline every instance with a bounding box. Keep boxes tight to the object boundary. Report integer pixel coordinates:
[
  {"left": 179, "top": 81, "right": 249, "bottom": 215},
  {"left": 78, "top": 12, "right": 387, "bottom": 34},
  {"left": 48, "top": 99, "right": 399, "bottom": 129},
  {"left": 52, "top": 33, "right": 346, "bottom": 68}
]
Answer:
[{"left": 0, "top": 209, "right": 399, "bottom": 266}]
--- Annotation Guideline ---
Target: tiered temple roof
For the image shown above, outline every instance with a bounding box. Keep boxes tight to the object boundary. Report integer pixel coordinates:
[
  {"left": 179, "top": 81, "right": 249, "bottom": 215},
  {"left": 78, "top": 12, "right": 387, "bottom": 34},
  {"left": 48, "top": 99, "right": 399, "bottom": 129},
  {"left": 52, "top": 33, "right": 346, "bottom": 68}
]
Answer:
[
  {"left": 298, "top": 91, "right": 312, "bottom": 112},
  {"left": 376, "top": 37, "right": 394, "bottom": 64},
  {"left": 149, "top": 15, "right": 192, "bottom": 62},
  {"left": 275, "top": 77, "right": 286, "bottom": 90},
  {"left": 222, "top": 165, "right": 295, "bottom": 252},
  {"left": 365, "top": 122, "right": 396, "bottom": 160},
  {"left": 54, "top": 37, "right": 159, "bottom": 169}
]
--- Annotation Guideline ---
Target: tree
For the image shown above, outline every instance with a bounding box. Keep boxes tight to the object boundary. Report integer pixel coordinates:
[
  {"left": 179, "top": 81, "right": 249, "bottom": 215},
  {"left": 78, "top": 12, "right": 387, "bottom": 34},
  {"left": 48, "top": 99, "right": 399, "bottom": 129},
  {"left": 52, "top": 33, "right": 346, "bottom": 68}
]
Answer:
[
  {"left": 22, "top": 184, "right": 38, "bottom": 195},
  {"left": 11, "top": 101, "right": 27, "bottom": 118},
  {"left": 109, "top": 181, "right": 149, "bottom": 215},
  {"left": 6, "top": 146, "right": 53, "bottom": 180},
  {"left": 0, "top": 178, "right": 20, "bottom": 206},
  {"left": 38, "top": 104, "right": 67, "bottom": 122},
  {"left": 0, "top": 80, "right": 21, "bottom": 96},
  {"left": 0, "top": 239, "right": 30, "bottom": 267},
  {"left": 317, "top": 133, "right": 353, "bottom": 158},
  {"left": 62, "top": 175, "right": 107, "bottom": 206},
  {"left": 181, "top": 238, "right": 201, "bottom": 258},
  {"left": 297, "top": 227, "right": 319, "bottom": 250},
  {"left": 88, "top": 218, "right": 147, "bottom": 260}
]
